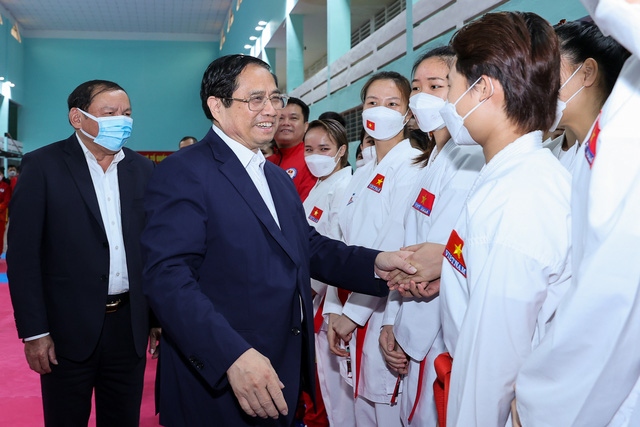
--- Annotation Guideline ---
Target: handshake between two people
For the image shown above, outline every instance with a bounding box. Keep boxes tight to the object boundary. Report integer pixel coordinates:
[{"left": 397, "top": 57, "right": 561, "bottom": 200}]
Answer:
[
  {"left": 328, "top": 241, "right": 445, "bottom": 363},
  {"left": 381, "top": 242, "right": 445, "bottom": 299}
]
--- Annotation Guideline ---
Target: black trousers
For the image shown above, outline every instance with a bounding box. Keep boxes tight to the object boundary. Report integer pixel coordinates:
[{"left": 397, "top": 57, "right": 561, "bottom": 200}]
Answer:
[{"left": 40, "top": 303, "right": 146, "bottom": 427}]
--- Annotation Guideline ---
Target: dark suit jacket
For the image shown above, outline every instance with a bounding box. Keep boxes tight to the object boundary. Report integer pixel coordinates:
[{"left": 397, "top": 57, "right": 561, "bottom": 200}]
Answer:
[
  {"left": 7, "top": 134, "right": 154, "bottom": 361},
  {"left": 141, "top": 128, "right": 389, "bottom": 426}
]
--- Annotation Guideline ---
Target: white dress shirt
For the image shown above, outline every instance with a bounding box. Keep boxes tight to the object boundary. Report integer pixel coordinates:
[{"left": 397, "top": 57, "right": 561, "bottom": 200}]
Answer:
[
  {"left": 77, "top": 134, "right": 129, "bottom": 296},
  {"left": 212, "top": 125, "right": 280, "bottom": 227}
]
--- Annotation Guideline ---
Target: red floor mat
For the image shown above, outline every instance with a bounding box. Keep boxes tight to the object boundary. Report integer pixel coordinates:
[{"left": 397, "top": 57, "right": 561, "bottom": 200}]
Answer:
[{"left": 0, "top": 283, "right": 160, "bottom": 426}]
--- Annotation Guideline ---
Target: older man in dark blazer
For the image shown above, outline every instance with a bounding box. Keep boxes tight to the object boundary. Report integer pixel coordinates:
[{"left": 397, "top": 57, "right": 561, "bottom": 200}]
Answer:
[
  {"left": 141, "top": 55, "right": 415, "bottom": 427},
  {"left": 7, "top": 80, "right": 159, "bottom": 426}
]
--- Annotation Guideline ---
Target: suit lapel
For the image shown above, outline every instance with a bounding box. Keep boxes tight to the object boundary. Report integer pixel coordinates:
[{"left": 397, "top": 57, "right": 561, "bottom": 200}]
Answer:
[
  {"left": 62, "top": 135, "right": 105, "bottom": 234},
  {"left": 118, "top": 153, "right": 134, "bottom": 236},
  {"left": 208, "top": 129, "right": 300, "bottom": 265},
  {"left": 264, "top": 165, "right": 302, "bottom": 264}
]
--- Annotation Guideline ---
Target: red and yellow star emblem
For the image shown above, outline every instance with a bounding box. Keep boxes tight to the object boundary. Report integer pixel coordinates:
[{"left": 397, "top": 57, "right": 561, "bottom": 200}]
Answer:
[
  {"left": 367, "top": 173, "right": 386, "bottom": 193},
  {"left": 366, "top": 120, "right": 375, "bottom": 131},
  {"left": 308, "top": 206, "right": 324, "bottom": 223},
  {"left": 443, "top": 230, "right": 467, "bottom": 277}
]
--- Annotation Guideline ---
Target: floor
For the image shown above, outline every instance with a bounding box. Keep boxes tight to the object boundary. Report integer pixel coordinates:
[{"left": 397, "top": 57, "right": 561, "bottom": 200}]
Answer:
[{"left": 0, "top": 255, "right": 161, "bottom": 426}]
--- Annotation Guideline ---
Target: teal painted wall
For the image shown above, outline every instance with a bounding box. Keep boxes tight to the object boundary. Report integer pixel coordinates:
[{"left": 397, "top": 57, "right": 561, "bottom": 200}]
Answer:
[
  {"left": 21, "top": 38, "right": 216, "bottom": 152},
  {"left": 328, "top": 0, "right": 352, "bottom": 65}
]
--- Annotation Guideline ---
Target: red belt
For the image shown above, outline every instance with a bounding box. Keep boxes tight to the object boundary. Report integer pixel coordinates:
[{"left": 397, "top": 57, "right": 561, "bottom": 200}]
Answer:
[
  {"left": 313, "top": 288, "right": 351, "bottom": 334},
  {"left": 433, "top": 352, "right": 453, "bottom": 427},
  {"left": 408, "top": 357, "right": 428, "bottom": 422}
]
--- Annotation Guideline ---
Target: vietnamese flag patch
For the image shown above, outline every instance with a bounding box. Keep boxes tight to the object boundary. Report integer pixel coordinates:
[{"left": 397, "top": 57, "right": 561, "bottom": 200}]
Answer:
[
  {"left": 366, "top": 120, "right": 376, "bottom": 131},
  {"left": 412, "top": 188, "right": 436, "bottom": 216},
  {"left": 585, "top": 113, "right": 601, "bottom": 168},
  {"left": 367, "top": 173, "right": 385, "bottom": 193},
  {"left": 308, "top": 206, "right": 324, "bottom": 223},
  {"left": 443, "top": 230, "right": 467, "bottom": 277}
]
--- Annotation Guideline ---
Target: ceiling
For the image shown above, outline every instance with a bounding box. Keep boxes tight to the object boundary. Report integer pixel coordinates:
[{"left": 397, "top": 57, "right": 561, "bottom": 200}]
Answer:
[
  {"left": 0, "top": 0, "right": 389, "bottom": 43},
  {"left": 0, "top": 0, "right": 233, "bottom": 41},
  {"left": 0, "top": 0, "right": 396, "bottom": 91}
]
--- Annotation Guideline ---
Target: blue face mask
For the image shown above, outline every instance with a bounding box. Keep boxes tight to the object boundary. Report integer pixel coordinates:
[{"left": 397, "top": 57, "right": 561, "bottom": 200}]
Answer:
[{"left": 78, "top": 109, "right": 133, "bottom": 152}]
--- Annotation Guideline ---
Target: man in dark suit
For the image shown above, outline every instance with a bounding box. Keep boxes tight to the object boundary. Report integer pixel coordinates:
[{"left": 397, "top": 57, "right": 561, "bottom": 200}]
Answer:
[
  {"left": 141, "top": 54, "right": 416, "bottom": 427},
  {"left": 7, "top": 80, "right": 160, "bottom": 426}
]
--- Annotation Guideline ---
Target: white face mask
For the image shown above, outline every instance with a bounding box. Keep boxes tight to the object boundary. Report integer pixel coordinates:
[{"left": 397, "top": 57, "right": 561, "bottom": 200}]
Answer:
[
  {"left": 582, "top": 0, "right": 640, "bottom": 57},
  {"left": 361, "top": 145, "right": 376, "bottom": 165},
  {"left": 549, "top": 63, "right": 585, "bottom": 132},
  {"left": 355, "top": 159, "right": 366, "bottom": 168},
  {"left": 439, "top": 77, "right": 494, "bottom": 146},
  {"left": 304, "top": 149, "right": 342, "bottom": 178},
  {"left": 409, "top": 93, "right": 446, "bottom": 133},
  {"left": 361, "top": 106, "right": 409, "bottom": 141}
]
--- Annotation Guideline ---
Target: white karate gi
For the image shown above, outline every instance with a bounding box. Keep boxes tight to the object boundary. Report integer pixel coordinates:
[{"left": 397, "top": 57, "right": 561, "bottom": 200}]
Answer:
[
  {"left": 516, "top": 55, "right": 640, "bottom": 427},
  {"left": 559, "top": 140, "right": 581, "bottom": 172},
  {"left": 439, "top": 131, "right": 572, "bottom": 427},
  {"left": 544, "top": 133, "right": 581, "bottom": 172},
  {"left": 384, "top": 140, "right": 484, "bottom": 426},
  {"left": 330, "top": 139, "right": 422, "bottom": 426},
  {"left": 303, "top": 166, "right": 354, "bottom": 427}
]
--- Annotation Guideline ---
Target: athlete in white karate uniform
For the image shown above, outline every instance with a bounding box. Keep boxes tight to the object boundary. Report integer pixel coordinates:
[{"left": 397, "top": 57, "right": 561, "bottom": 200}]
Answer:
[
  {"left": 302, "top": 119, "right": 354, "bottom": 427},
  {"left": 543, "top": 129, "right": 579, "bottom": 169},
  {"left": 516, "top": 1, "right": 640, "bottom": 425},
  {"left": 549, "top": 20, "right": 629, "bottom": 174},
  {"left": 378, "top": 46, "right": 484, "bottom": 427},
  {"left": 436, "top": 13, "right": 572, "bottom": 427},
  {"left": 355, "top": 130, "right": 377, "bottom": 170},
  {"left": 327, "top": 71, "right": 422, "bottom": 426}
]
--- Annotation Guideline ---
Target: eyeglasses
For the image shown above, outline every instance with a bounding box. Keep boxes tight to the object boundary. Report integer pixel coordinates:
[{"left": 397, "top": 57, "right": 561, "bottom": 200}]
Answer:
[{"left": 226, "top": 94, "right": 289, "bottom": 111}]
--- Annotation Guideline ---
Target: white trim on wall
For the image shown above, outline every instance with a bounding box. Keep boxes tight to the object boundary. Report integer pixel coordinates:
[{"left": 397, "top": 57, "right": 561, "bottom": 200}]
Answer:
[{"left": 289, "top": 0, "right": 508, "bottom": 105}]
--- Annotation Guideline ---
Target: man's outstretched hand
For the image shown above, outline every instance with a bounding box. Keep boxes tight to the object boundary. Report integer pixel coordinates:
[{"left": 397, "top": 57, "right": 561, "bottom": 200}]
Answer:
[
  {"left": 386, "top": 243, "right": 444, "bottom": 297},
  {"left": 374, "top": 250, "right": 417, "bottom": 280}
]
